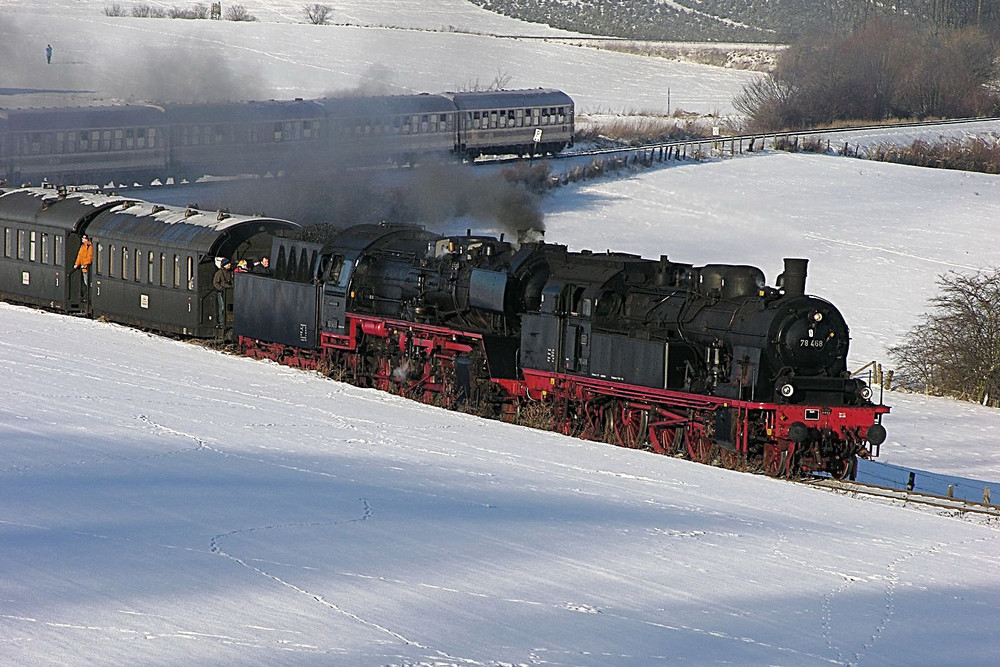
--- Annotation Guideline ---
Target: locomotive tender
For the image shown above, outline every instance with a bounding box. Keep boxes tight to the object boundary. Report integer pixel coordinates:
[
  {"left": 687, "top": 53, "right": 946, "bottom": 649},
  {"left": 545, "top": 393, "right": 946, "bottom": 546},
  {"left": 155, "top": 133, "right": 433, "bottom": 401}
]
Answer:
[
  {"left": 0, "top": 185, "right": 888, "bottom": 478},
  {"left": 0, "top": 89, "right": 575, "bottom": 187}
]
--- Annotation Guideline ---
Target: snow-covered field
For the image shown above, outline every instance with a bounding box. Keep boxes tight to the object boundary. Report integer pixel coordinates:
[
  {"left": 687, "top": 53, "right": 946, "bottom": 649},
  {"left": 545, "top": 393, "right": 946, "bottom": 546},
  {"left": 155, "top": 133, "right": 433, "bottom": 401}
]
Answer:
[
  {"left": 0, "top": 0, "right": 754, "bottom": 114},
  {"left": 3, "top": 1, "right": 1000, "bottom": 664},
  {"left": 2, "top": 303, "right": 999, "bottom": 666}
]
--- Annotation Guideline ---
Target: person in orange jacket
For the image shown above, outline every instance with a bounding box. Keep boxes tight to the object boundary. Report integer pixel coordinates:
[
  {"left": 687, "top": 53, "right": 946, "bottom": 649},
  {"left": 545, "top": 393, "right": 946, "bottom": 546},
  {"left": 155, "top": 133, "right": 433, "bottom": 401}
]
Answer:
[{"left": 74, "top": 234, "right": 94, "bottom": 301}]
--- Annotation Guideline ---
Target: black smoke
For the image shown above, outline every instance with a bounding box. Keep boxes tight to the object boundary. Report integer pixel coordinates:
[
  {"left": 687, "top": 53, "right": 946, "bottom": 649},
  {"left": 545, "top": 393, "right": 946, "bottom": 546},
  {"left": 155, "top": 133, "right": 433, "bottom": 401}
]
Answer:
[{"left": 194, "top": 163, "right": 546, "bottom": 238}]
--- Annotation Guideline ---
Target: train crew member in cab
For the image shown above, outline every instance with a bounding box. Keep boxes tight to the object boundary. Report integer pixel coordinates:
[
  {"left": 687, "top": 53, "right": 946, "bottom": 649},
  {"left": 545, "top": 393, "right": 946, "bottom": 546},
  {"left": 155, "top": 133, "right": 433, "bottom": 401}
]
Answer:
[
  {"left": 252, "top": 256, "right": 270, "bottom": 274},
  {"left": 213, "top": 258, "right": 234, "bottom": 332},
  {"left": 73, "top": 234, "right": 94, "bottom": 302},
  {"left": 45, "top": 44, "right": 52, "bottom": 64}
]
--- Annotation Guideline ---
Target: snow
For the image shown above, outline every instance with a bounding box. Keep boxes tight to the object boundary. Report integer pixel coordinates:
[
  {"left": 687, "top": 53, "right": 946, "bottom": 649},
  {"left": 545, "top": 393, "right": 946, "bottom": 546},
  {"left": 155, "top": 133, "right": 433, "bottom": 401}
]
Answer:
[
  {"left": 2, "top": 1, "right": 1000, "bottom": 664},
  {"left": 0, "top": 0, "right": 755, "bottom": 114},
  {"left": 3, "top": 303, "right": 999, "bottom": 665}
]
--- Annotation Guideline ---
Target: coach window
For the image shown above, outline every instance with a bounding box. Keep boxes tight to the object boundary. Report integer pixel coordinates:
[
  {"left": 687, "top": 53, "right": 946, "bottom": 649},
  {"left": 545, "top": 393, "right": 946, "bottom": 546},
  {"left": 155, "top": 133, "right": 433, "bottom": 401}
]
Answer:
[
  {"left": 125, "top": 129, "right": 134, "bottom": 150},
  {"left": 41, "top": 234, "right": 50, "bottom": 264},
  {"left": 173, "top": 255, "right": 180, "bottom": 288},
  {"left": 146, "top": 251, "right": 154, "bottom": 284},
  {"left": 101, "top": 130, "right": 111, "bottom": 151},
  {"left": 121, "top": 247, "right": 128, "bottom": 280},
  {"left": 3, "top": 228, "right": 10, "bottom": 258},
  {"left": 55, "top": 236, "right": 64, "bottom": 265},
  {"left": 28, "top": 231, "right": 37, "bottom": 262},
  {"left": 113, "top": 129, "right": 123, "bottom": 150},
  {"left": 95, "top": 243, "right": 102, "bottom": 274},
  {"left": 274, "top": 122, "right": 283, "bottom": 142},
  {"left": 109, "top": 245, "right": 116, "bottom": 277},
  {"left": 159, "top": 253, "right": 166, "bottom": 285},
  {"left": 498, "top": 113, "right": 506, "bottom": 128},
  {"left": 17, "top": 230, "right": 26, "bottom": 260},
  {"left": 186, "top": 256, "right": 194, "bottom": 290},
  {"left": 135, "top": 249, "right": 142, "bottom": 283}
]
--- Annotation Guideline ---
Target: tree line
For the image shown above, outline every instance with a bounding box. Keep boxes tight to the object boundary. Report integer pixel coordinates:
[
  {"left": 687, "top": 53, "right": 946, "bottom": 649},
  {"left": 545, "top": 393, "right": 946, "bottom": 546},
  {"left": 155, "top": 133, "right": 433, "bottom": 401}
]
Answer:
[{"left": 735, "top": 19, "right": 1000, "bottom": 130}]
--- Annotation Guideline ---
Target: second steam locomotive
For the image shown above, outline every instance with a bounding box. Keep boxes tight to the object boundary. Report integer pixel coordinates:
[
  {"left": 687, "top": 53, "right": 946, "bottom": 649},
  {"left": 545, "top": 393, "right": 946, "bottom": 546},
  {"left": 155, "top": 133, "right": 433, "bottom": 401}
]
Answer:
[{"left": 0, "top": 186, "right": 888, "bottom": 479}]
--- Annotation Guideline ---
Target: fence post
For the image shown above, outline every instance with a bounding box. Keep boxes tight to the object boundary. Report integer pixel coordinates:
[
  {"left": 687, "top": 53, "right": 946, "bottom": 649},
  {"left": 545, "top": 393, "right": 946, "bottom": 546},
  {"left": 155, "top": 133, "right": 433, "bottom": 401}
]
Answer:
[
  {"left": 907, "top": 472, "right": 915, "bottom": 491},
  {"left": 947, "top": 484, "right": 954, "bottom": 498},
  {"left": 985, "top": 486, "right": 992, "bottom": 505}
]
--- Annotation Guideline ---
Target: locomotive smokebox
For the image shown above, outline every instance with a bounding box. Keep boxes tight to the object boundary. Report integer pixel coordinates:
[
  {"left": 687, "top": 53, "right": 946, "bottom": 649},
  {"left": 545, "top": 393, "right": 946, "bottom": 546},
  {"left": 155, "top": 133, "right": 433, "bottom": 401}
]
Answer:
[{"left": 780, "top": 258, "right": 808, "bottom": 297}]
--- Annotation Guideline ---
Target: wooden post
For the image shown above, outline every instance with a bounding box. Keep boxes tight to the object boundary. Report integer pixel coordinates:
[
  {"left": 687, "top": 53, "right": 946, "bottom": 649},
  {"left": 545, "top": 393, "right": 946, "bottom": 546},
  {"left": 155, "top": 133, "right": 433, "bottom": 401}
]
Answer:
[
  {"left": 907, "top": 472, "right": 915, "bottom": 491},
  {"left": 985, "top": 486, "right": 992, "bottom": 505},
  {"left": 947, "top": 484, "right": 954, "bottom": 498}
]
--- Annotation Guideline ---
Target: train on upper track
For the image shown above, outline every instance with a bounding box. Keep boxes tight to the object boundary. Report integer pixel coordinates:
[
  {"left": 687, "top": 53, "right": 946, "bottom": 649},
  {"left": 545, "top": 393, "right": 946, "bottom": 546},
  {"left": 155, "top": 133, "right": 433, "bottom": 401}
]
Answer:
[
  {"left": 0, "top": 89, "right": 575, "bottom": 187},
  {"left": 0, "top": 185, "right": 888, "bottom": 479}
]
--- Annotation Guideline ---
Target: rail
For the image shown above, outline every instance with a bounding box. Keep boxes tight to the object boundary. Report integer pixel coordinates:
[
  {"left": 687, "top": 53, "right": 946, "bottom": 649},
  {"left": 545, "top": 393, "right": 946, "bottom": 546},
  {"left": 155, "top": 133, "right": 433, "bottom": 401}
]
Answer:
[{"left": 801, "top": 476, "right": 1000, "bottom": 518}]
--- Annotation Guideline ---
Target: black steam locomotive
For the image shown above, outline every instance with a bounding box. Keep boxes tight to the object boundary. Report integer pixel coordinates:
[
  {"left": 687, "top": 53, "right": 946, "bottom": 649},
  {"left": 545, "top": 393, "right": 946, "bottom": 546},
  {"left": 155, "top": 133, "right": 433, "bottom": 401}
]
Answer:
[
  {"left": 0, "top": 89, "right": 574, "bottom": 187},
  {"left": 237, "top": 223, "right": 888, "bottom": 479},
  {"left": 0, "top": 186, "right": 888, "bottom": 479}
]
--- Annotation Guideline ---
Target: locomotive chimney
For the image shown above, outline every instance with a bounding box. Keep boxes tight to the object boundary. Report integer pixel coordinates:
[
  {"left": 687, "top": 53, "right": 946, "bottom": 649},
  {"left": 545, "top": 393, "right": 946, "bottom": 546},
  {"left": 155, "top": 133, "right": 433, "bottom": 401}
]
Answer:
[
  {"left": 780, "top": 258, "right": 808, "bottom": 297},
  {"left": 517, "top": 228, "right": 544, "bottom": 246}
]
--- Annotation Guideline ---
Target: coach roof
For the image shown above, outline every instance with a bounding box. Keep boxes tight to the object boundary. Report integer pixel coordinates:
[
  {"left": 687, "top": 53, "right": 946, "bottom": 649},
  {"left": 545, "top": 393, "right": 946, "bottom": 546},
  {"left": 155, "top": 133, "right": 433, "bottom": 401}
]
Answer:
[{"left": 85, "top": 201, "right": 300, "bottom": 254}]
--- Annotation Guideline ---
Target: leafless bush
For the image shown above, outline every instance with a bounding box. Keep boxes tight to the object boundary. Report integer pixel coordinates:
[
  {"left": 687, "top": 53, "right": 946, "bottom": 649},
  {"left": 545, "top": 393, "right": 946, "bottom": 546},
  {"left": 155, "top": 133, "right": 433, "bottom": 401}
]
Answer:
[
  {"left": 169, "top": 4, "right": 209, "bottom": 19},
  {"left": 224, "top": 4, "right": 257, "bottom": 21},
  {"left": 103, "top": 3, "right": 125, "bottom": 16},
  {"left": 576, "top": 116, "right": 712, "bottom": 147},
  {"left": 458, "top": 70, "right": 513, "bottom": 92},
  {"left": 866, "top": 137, "right": 1000, "bottom": 174},
  {"left": 132, "top": 3, "right": 166, "bottom": 17},
  {"left": 303, "top": 3, "right": 332, "bottom": 25},
  {"left": 890, "top": 268, "right": 1000, "bottom": 406}
]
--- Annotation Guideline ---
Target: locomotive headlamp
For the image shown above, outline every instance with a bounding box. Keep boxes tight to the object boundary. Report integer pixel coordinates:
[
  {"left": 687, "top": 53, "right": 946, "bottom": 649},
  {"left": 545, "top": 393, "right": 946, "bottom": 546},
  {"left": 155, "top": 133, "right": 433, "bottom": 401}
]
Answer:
[
  {"left": 860, "top": 386, "right": 873, "bottom": 400},
  {"left": 780, "top": 383, "right": 795, "bottom": 397},
  {"left": 811, "top": 311, "right": 823, "bottom": 322}
]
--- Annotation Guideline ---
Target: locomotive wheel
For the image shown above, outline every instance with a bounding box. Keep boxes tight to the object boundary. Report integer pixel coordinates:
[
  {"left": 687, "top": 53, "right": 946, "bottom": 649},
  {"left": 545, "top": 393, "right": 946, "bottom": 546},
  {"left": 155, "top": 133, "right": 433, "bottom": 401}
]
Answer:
[
  {"left": 764, "top": 443, "right": 790, "bottom": 477},
  {"left": 610, "top": 402, "right": 648, "bottom": 448},
  {"left": 648, "top": 423, "right": 682, "bottom": 455},
  {"left": 829, "top": 455, "right": 858, "bottom": 481},
  {"left": 684, "top": 423, "right": 713, "bottom": 463},
  {"left": 578, "top": 402, "right": 608, "bottom": 441},
  {"left": 718, "top": 447, "right": 743, "bottom": 470}
]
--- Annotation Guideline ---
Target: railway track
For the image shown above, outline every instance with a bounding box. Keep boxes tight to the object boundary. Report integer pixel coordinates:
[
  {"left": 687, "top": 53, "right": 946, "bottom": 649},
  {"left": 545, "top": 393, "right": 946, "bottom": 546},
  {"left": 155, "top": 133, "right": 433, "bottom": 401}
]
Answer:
[
  {"left": 800, "top": 477, "right": 1000, "bottom": 518},
  {"left": 478, "top": 114, "right": 1000, "bottom": 167}
]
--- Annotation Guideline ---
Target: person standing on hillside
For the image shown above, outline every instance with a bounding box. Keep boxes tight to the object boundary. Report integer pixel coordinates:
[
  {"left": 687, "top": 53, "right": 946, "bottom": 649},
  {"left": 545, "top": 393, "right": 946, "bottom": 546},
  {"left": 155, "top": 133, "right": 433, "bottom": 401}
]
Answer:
[
  {"left": 45, "top": 44, "right": 52, "bottom": 64},
  {"left": 73, "top": 234, "right": 93, "bottom": 303}
]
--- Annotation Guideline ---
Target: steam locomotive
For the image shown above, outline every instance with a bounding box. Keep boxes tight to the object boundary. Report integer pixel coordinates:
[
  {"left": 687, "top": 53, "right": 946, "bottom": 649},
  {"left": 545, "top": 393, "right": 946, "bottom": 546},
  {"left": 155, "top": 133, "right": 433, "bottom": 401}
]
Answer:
[
  {"left": 0, "top": 186, "right": 888, "bottom": 479},
  {"left": 0, "top": 89, "right": 574, "bottom": 187},
  {"left": 237, "top": 224, "right": 888, "bottom": 479}
]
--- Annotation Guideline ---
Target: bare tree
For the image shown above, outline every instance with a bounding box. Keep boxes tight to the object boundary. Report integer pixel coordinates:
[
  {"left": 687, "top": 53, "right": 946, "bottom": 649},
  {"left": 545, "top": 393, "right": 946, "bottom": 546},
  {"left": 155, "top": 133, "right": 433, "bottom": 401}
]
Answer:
[
  {"left": 303, "top": 3, "right": 333, "bottom": 25},
  {"left": 890, "top": 268, "right": 1000, "bottom": 405}
]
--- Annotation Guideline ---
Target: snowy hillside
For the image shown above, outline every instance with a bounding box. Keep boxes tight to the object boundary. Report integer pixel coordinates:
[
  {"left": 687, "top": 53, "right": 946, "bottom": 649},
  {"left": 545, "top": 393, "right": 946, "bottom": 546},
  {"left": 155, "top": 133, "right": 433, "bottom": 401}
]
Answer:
[
  {"left": 0, "top": 0, "right": 755, "bottom": 114},
  {"left": 2, "top": 303, "right": 998, "bottom": 665}
]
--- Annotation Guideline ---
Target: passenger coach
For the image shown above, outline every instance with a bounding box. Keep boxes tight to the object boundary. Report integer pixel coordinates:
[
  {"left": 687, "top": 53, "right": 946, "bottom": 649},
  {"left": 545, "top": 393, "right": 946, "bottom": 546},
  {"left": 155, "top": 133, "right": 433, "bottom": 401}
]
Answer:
[{"left": 0, "top": 186, "right": 299, "bottom": 336}]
